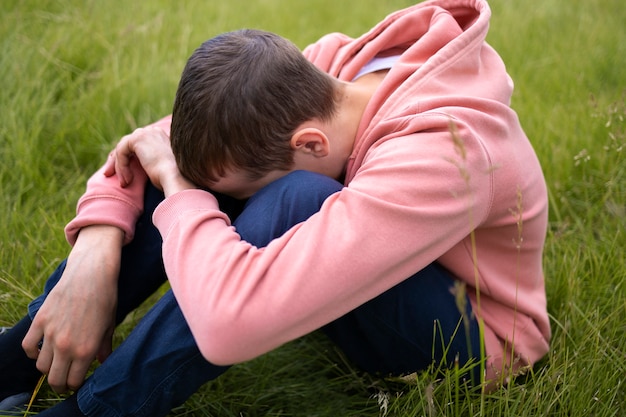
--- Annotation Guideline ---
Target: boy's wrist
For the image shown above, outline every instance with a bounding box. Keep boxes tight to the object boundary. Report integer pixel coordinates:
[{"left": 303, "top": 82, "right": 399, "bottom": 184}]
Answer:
[
  {"left": 162, "top": 174, "right": 198, "bottom": 197},
  {"left": 74, "top": 224, "right": 125, "bottom": 250}
]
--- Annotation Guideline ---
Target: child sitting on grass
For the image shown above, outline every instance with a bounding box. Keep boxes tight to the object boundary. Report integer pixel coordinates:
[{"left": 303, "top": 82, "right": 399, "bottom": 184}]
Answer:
[{"left": 1, "top": 0, "right": 550, "bottom": 415}]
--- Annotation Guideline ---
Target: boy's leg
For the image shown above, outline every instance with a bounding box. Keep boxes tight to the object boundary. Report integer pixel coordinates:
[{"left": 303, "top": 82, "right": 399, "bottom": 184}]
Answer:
[
  {"left": 212, "top": 171, "right": 481, "bottom": 383},
  {"left": 323, "top": 264, "right": 482, "bottom": 384},
  {"left": 236, "top": 171, "right": 481, "bottom": 382},
  {"left": 73, "top": 289, "right": 229, "bottom": 417},
  {"left": 69, "top": 171, "right": 342, "bottom": 417}
]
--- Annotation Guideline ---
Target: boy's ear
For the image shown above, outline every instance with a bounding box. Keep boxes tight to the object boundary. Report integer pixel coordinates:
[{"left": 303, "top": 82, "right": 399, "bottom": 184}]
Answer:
[{"left": 290, "top": 127, "right": 329, "bottom": 157}]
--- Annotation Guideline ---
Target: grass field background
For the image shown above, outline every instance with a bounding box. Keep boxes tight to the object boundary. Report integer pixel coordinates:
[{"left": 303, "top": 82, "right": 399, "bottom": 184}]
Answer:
[{"left": 1, "top": 0, "right": 624, "bottom": 415}]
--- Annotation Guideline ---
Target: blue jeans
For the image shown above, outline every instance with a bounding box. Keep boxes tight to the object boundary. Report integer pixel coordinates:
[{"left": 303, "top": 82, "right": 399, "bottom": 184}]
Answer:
[{"left": 27, "top": 170, "right": 480, "bottom": 416}]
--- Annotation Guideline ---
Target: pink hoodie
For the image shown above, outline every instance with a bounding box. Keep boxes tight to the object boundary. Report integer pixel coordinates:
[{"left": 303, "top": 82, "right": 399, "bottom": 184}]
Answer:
[{"left": 66, "top": 0, "right": 550, "bottom": 385}]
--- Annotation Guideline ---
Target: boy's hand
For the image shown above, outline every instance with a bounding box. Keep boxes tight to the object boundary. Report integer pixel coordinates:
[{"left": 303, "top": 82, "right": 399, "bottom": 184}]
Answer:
[
  {"left": 22, "top": 225, "right": 123, "bottom": 393},
  {"left": 104, "top": 126, "right": 196, "bottom": 197}
]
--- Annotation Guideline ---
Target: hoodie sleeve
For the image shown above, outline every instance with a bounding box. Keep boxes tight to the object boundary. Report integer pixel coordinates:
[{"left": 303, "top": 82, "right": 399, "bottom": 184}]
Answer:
[{"left": 64, "top": 115, "right": 172, "bottom": 245}]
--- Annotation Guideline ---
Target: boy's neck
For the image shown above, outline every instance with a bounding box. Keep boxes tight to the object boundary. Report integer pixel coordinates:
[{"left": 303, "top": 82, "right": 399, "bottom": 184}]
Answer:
[{"left": 331, "top": 70, "right": 389, "bottom": 163}]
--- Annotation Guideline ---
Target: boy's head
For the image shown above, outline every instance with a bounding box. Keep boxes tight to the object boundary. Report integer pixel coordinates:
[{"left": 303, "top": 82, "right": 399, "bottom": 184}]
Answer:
[{"left": 171, "top": 29, "right": 339, "bottom": 189}]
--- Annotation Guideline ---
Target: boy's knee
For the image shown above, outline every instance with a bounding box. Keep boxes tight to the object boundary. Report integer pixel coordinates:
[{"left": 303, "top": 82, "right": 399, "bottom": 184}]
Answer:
[
  {"left": 248, "top": 170, "right": 342, "bottom": 211},
  {"left": 279, "top": 170, "right": 342, "bottom": 200},
  {"left": 233, "top": 171, "right": 342, "bottom": 246}
]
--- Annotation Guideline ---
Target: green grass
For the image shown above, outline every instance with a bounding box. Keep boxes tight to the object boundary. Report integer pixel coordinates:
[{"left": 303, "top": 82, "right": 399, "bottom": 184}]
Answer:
[{"left": 1, "top": 0, "right": 624, "bottom": 415}]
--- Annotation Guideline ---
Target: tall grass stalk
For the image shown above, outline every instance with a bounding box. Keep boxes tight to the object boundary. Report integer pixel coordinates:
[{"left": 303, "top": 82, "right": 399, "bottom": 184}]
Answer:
[{"left": 1, "top": 0, "right": 624, "bottom": 415}]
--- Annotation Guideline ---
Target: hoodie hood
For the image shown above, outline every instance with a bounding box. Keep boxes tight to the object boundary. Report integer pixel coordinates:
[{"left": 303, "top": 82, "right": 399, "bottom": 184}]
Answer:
[{"left": 303, "top": 0, "right": 513, "bottom": 183}]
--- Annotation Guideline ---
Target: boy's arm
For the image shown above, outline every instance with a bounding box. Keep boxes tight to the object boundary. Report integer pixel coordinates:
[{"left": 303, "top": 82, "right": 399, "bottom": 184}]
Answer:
[
  {"left": 64, "top": 115, "right": 172, "bottom": 246},
  {"left": 21, "top": 116, "right": 172, "bottom": 394}
]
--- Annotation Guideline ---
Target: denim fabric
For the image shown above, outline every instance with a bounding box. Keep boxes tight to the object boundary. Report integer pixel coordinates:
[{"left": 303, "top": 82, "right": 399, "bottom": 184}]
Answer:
[
  {"left": 24, "top": 170, "right": 480, "bottom": 416},
  {"left": 323, "top": 262, "right": 481, "bottom": 382}
]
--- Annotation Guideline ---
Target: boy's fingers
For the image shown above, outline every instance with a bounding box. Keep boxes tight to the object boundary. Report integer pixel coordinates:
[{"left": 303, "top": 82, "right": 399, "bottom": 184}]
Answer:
[
  {"left": 66, "top": 359, "right": 92, "bottom": 392},
  {"left": 103, "top": 152, "right": 116, "bottom": 177},
  {"left": 46, "top": 353, "right": 72, "bottom": 394},
  {"left": 114, "top": 136, "right": 136, "bottom": 187},
  {"left": 22, "top": 324, "right": 44, "bottom": 359}
]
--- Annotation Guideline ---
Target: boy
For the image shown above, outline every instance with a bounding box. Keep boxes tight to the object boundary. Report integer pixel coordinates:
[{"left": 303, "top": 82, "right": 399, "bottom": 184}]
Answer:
[{"left": 1, "top": 0, "right": 550, "bottom": 415}]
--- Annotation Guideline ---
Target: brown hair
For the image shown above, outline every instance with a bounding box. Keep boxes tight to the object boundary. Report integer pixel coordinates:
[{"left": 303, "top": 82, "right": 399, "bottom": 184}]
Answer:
[{"left": 170, "top": 29, "right": 339, "bottom": 186}]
